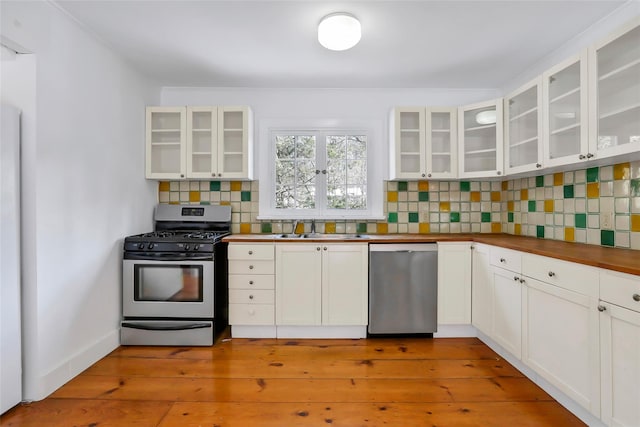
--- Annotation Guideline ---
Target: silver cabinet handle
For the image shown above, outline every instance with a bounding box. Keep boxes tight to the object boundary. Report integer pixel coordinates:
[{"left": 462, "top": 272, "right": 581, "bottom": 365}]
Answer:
[
  {"left": 633, "top": 294, "right": 640, "bottom": 302},
  {"left": 598, "top": 305, "right": 606, "bottom": 312},
  {"left": 548, "top": 271, "right": 555, "bottom": 277}
]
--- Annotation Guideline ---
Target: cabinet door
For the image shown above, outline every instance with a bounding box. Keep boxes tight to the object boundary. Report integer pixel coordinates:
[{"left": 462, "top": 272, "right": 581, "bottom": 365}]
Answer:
[
  {"left": 186, "top": 106, "right": 218, "bottom": 179},
  {"left": 491, "top": 266, "right": 522, "bottom": 359},
  {"left": 426, "top": 108, "right": 457, "bottom": 179},
  {"left": 505, "top": 77, "right": 543, "bottom": 174},
  {"left": 588, "top": 18, "right": 640, "bottom": 161},
  {"left": 322, "top": 244, "right": 368, "bottom": 325},
  {"left": 217, "top": 106, "right": 253, "bottom": 179},
  {"left": 458, "top": 99, "right": 503, "bottom": 179},
  {"left": 471, "top": 244, "right": 492, "bottom": 335},
  {"left": 437, "top": 242, "right": 472, "bottom": 324},
  {"left": 146, "top": 107, "right": 186, "bottom": 179},
  {"left": 542, "top": 51, "right": 590, "bottom": 167},
  {"left": 390, "top": 107, "right": 426, "bottom": 179},
  {"left": 275, "top": 244, "right": 322, "bottom": 325},
  {"left": 523, "top": 277, "right": 600, "bottom": 416},
  {"left": 600, "top": 302, "right": 640, "bottom": 427}
]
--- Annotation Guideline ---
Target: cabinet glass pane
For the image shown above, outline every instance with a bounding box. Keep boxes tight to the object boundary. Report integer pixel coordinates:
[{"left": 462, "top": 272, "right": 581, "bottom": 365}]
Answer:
[
  {"left": 151, "top": 112, "right": 181, "bottom": 130},
  {"left": 548, "top": 60, "right": 581, "bottom": 159},
  {"left": 151, "top": 145, "right": 181, "bottom": 174},
  {"left": 191, "top": 130, "right": 212, "bottom": 153},
  {"left": 549, "top": 126, "right": 580, "bottom": 159},
  {"left": 400, "top": 154, "right": 421, "bottom": 173},
  {"left": 509, "top": 86, "right": 537, "bottom": 117},
  {"left": 223, "top": 130, "right": 243, "bottom": 153},
  {"left": 191, "top": 154, "right": 213, "bottom": 173},
  {"left": 510, "top": 140, "right": 538, "bottom": 168},
  {"left": 223, "top": 153, "right": 243, "bottom": 173},
  {"left": 509, "top": 85, "right": 539, "bottom": 168},
  {"left": 431, "top": 132, "right": 450, "bottom": 154},
  {"left": 596, "top": 25, "right": 640, "bottom": 150},
  {"left": 548, "top": 62, "right": 580, "bottom": 100},
  {"left": 432, "top": 154, "right": 451, "bottom": 173},
  {"left": 400, "top": 112, "right": 420, "bottom": 130},
  {"left": 431, "top": 112, "right": 450, "bottom": 130},
  {"left": 223, "top": 111, "right": 244, "bottom": 129},
  {"left": 191, "top": 112, "right": 212, "bottom": 129},
  {"left": 400, "top": 131, "right": 421, "bottom": 153},
  {"left": 151, "top": 130, "right": 181, "bottom": 144},
  {"left": 463, "top": 107, "right": 497, "bottom": 173}
]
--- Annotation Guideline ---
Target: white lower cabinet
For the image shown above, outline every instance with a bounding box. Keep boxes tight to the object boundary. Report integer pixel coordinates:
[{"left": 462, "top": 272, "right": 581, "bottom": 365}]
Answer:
[
  {"left": 471, "top": 244, "right": 492, "bottom": 335},
  {"left": 275, "top": 243, "right": 368, "bottom": 327},
  {"left": 437, "top": 242, "right": 472, "bottom": 324},
  {"left": 491, "top": 266, "right": 523, "bottom": 359},
  {"left": 599, "top": 270, "right": 640, "bottom": 427}
]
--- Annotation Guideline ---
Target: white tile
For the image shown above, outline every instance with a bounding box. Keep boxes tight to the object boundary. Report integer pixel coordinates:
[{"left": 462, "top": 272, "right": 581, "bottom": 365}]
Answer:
[
  {"left": 544, "top": 174, "right": 553, "bottom": 186},
  {"left": 431, "top": 192, "right": 440, "bottom": 201},
  {"left": 398, "top": 223, "right": 408, "bottom": 233},
  {"left": 555, "top": 199, "right": 564, "bottom": 212},
  {"left": 231, "top": 192, "right": 241, "bottom": 202},
  {"left": 536, "top": 188, "right": 545, "bottom": 200},
  {"left": 461, "top": 212, "right": 470, "bottom": 222},
  {"left": 179, "top": 191, "right": 189, "bottom": 202},
  {"left": 388, "top": 202, "right": 398, "bottom": 212},
  {"left": 614, "top": 180, "right": 630, "bottom": 197},
  {"left": 480, "top": 223, "right": 491, "bottom": 233},
  {"left": 601, "top": 197, "right": 614, "bottom": 213},
  {"left": 513, "top": 180, "right": 521, "bottom": 190},
  {"left": 408, "top": 202, "right": 418, "bottom": 211},
  {"left": 450, "top": 202, "right": 460, "bottom": 212},
  {"left": 528, "top": 177, "right": 536, "bottom": 188},
  {"left": 632, "top": 197, "right": 640, "bottom": 214},
  {"left": 242, "top": 181, "right": 251, "bottom": 191},
  {"left": 461, "top": 223, "right": 471, "bottom": 232},
  {"left": 471, "top": 223, "right": 481, "bottom": 232},
  {"left": 199, "top": 181, "right": 209, "bottom": 191},
  {"left": 200, "top": 192, "right": 211, "bottom": 202},
  {"left": 430, "top": 202, "right": 439, "bottom": 211},
  {"left": 564, "top": 171, "right": 574, "bottom": 184},
  {"left": 600, "top": 165, "right": 613, "bottom": 181},
  {"left": 481, "top": 192, "right": 490, "bottom": 201},
  {"left": 481, "top": 182, "right": 490, "bottom": 191},
  {"left": 460, "top": 202, "right": 470, "bottom": 212},
  {"left": 491, "top": 181, "right": 501, "bottom": 191},
  {"left": 514, "top": 212, "right": 522, "bottom": 223},
  {"left": 398, "top": 202, "right": 408, "bottom": 212},
  {"left": 430, "top": 213, "right": 440, "bottom": 222},
  {"left": 587, "top": 229, "right": 600, "bottom": 245},
  {"left": 440, "top": 223, "right": 450, "bottom": 233},
  {"left": 492, "top": 212, "right": 501, "bottom": 222},
  {"left": 170, "top": 181, "right": 180, "bottom": 191},
  {"left": 220, "top": 192, "right": 231, "bottom": 202},
  {"left": 616, "top": 232, "right": 630, "bottom": 248},
  {"left": 471, "top": 202, "right": 481, "bottom": 212},
  {"left": 440, "top": 182, "right": 449, "bottom": 191},
  {"left": 408, "top": 223, "right": 419, "bottom": 233},
  {"left": 387, "top": 181, "right": 398, "bottom": 191},
  {"left": 491, "top": 202, "right": 501, "bottom": 212},
  {"left": 159, "top": 192, "right": 170, "bottom": 203},
  {"left": 587, "top": 199, "right": 599, "bottom": 212},
  {"left": 440, "top": 213, "right": 449, "bottom": 222},
  {"left": 240, "top": 212, "right": 251, "bottom": 223},
  {"left": 449, "top": 181, "right": 460, "bottom": 191},
  {"left": 387, "top": 223, "right": 398, "bottom": 233},
  {"left": 210, "top": 192, "right": 221, "bottom": 202},
  {"left": 470, "top": 182, "right": 480, "bottom": 191},
  {"left": 430, "top": 223, "right": 440, "bottom": 233},
  {"left": 220, "top": 181, "right": 230, "bottom": 191},
  {"left": 564, "top": 199, "right": 575, "bottom": 213},
  {"left": 575, "top": 229, "right": 586, "bottom": 243},
  {"left": 615, "top": 215, "right": 630, "bottom": 231},
  {"left": 481, "top": 202, "right": 492, "bottom": 212},
  {"left": 630, "top": 232, "right": 640, "bottom": 250},
  {"left": 546, "top": 226, "right": 555, "bottom": 238},
  {"left": 564, "top": 214, "right": 575, "bottom": 227},
  {"left": 408, "top": 192, "right": 418, "bottom": 202},
  {"left": 450, "top": 191, "right": 461, "bottom": 201},
  {"left": 615, "top": 198, "right": 629, "bottom": 213},
  {"left": 553, "top": 186, "right": 563, "bottom": 199},
  {"left": 588, "top": 214, "right": 600, "bottom": 228},
  {"left": 461, "top": 192, "right": 470, "bottom": 202},
  {"left": 189, "top": 181, "right": 199, "bottom": 191},
  {"left": 398, "top": 212, "right": 408, "bottom": 223},
  {"left": 555, "top": 214, "right": 564, "bottom": 225},
  {"left": 546, "top": 214, "right": 554, "bottom": 225},
  {"left": 398, "top": 192, "right": 408, "bottom": 202},
  {"left": 554, "top": 227, "right": 564, "bottom": 240},
  {"left": 574, "top": 184, "right": 586, "bottom": 198},
  {"left": 408, "top": 181, "right": 418, "bottom": 191},
  {"left": 450, "top": 223, "right": 461, "bottom": 233},
  {"left": 600, "top": 181, "right": 613, "bottom": 197},
  {"left": 574, "top": 169, "right": 586, "bottom": 183}
]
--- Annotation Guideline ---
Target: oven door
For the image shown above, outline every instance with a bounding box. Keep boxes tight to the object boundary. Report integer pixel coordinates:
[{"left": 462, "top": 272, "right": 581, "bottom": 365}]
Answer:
[{"left": 123, "top": 259, "right": 214, "bottom": 318}]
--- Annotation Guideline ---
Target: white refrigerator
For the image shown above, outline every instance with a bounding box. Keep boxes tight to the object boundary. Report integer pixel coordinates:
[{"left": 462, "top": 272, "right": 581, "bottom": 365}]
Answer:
[{"left": 1, "top": 103, "right": 22, "bottom": 413}]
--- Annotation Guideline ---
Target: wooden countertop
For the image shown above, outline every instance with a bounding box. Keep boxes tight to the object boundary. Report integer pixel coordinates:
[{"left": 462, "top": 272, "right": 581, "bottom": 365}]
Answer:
[{"left": 223, "top": 233, "right": 640, "bottom": 277}]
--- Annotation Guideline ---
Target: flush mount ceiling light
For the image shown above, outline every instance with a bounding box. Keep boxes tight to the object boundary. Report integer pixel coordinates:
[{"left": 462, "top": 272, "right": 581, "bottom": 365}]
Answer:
[
  {"left": 475, "top": 110, "right": 497, "bottom": 125},
  {"left": 318, "top": 12, "right": 361, "bottom": 51}
]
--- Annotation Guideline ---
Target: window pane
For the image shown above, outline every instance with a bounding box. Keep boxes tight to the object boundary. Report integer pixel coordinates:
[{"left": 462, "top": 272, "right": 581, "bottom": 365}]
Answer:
[
  {"left": 347, "top": 136, "right": 367, "bottom": 159},
  {"left": 327, "top": 135, "right": 346, "bottom": 159},
  {"left": 327, "top": 185, "right": 346, "bottom": 209},
  {"left": 296, "top": 135, "right": 315, "bottom": 159},
  {"left": 276, "top": 159, "right": 295, "bottom": 185},
  {"left": 347, "top": 160, "right": 367, "bottom": 185},
  {"left": 347, "top": 185, "right": 367, "bottom": 209},
  {"left": 275, "top": 135, "right": 295, "bottom": 159},
  {"left": 275, "top": 184, "right": 295, "bottom": 208},
  {"left": 296, "top": 185, "right": 315, "bottom": 209}
]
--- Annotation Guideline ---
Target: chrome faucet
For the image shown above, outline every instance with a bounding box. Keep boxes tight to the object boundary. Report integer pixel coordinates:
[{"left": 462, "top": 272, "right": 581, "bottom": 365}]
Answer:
[{"left": 310, "top": 219, "right": 316, "bottom": 234}]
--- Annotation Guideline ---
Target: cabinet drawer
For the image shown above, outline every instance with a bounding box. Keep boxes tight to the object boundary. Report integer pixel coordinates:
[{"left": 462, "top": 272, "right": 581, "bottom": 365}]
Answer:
[
  {"left": 229, "top": 289, "right": 274, "bottom": 304},
  {"left": 600, "top": 270, "right": 640, "bottom": 313},
  {"left": 522, "top": 253, "right": 598, "bottom": 297},
  {"left": 229, "top": 274, "right": 275, "bottom": 290},
  {"left": 490, "top": 246, "right": 522, "bottom": 272},
  {"left": 228, "top": 244, "right": 274, "bottom": 260},
  {"left": 228, "top": 260, "right": 274, "bottom": 275},
  {"left": 229, "top": 303, "right": 275, "bottom": 325}
]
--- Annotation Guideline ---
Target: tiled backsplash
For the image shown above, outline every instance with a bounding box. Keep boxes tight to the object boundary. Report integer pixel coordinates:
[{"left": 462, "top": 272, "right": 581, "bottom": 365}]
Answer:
[{"left": 158, "top": 160, "right": 640, "bottom": 250}]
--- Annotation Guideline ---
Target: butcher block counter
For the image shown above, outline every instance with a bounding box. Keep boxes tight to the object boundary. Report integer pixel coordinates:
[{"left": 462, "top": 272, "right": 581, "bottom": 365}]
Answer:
[{"left": 223, "top": 233, "right": 640, "bottom": 276}]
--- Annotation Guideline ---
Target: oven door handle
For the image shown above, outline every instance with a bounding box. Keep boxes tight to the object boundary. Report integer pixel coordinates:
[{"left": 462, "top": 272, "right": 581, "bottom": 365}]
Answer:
[
  {"left": 121, "top": 322, "right": 212, "bottom": 331},
  {"left": 124, "top": 253, "right": 213, "bottom": 261}
]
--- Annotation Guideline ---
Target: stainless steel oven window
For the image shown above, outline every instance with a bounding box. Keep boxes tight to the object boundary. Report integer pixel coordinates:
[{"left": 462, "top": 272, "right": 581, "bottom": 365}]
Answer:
[{"left": 134, "top": 265, "right": 204, "bottom": 302}]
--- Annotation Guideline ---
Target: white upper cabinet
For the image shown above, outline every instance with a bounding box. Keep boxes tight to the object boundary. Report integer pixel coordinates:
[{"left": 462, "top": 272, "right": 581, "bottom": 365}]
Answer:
[
  {"left": 588, "top": 17, "right": 640, "bottom": 161},
  {"left": 146, "top": 107, "right": 187, "bottom": 179},
  {"left": 390, "top": 107, "right": 457, "bottom": 180},
  {"left": 458, "top": 99, "right": 504, "bottom": 179},
  {"left": 505, "top": 78, "right": 544, "bottom": 175},
  {"left": 147, "top": 105, "right": 253, "bottom": 180},
  {"left": 542, "top": 50, "right": 590, "bottom": 168}
]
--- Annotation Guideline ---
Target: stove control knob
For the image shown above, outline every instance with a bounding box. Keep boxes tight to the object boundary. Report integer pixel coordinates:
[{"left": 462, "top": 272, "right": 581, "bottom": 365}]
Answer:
[
  {"left": 148, "top": 243, "right": 155, "bottom": 250},
  {"left": 138, "top": 243, "right": 145, "bottom": 250},
  {"left": 194, "top": 244, "right": 200, "bottom": 251},
  {"left": 185, "top": 244, "right": 191, "bottom": 250}
]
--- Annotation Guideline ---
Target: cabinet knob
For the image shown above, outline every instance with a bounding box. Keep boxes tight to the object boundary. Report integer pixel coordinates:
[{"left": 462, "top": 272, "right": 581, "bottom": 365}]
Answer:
[
  {"left": 249, "top": 295, "right": 254, "bottom": 300},
  {"left": 536, "top": 163, "right": 542, "bottom": 168},
  {"left": 514, "top": 276, "right": 519, "bottom": 281},
  {"left": 249, "top": 280, "right": 254, "bottom": 285},
  {"left": 316, "top": 247, "right": 321, "bottom": 251},
  {"left": 548, "top": 271, "right": 555, "bottom": 277},
  {"left": 323, "top": 246, "right": 327, "bottom": 251},
  {"left": 497, "top": 171, "right": 502, "bottom": 175},
  {"left": 579, "top": 154, "right": 586, "bottom": 160},
  {"left": 218, "top": 173, "right": 222, "bottom": 177},
  {"left": 421, "top": 173, "right": 426, "bottom": 178},
  {"left": 586, "top": 153, "right": 594, "bottom": 159},
  {"left": 248, "top": 250, "right": 253, "bottom": 255},
  {"left": 249, "top": 265, "right": 254, "bottom": 270},
  {"left": 520, "top": 279, "right": 525, "bottom": 284},
  {"left": 212, "top": 173, "right": 215, "bottom": 177},
  {"left": 427, "top": 173, "right": 432, "bottom": 178},
  {"left": 180, "top": 174, "right": 185, "bottom": 178},
  {"left": 500, "top": 258, "right": 506, "bottom": 263},
  {"left": 633, "top": 294, "right": 640, "bottom": 302},
  {"left": 598, "top": 305, "right": 606, "bottom": 312}
]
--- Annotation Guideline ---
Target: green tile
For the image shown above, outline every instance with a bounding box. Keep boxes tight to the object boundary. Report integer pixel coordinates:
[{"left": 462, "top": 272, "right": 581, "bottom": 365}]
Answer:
[
  {"left": 357, "top": 222, "right": 368, "bottom": 233},
  {"left": 528, "top": 200, "right": 536, "bottom": 212},
  {"left": 481, "top": 212, "right": 491, "bottom": 222},
  {"left": 261, "top": 222, "right": 272, "bottom": 233},
  {"left": 536, "top": 225, "right": 545, "bottom": 238},
  {"left": 536, "top": 175, "right": 544, "bottom": 187},
  {"left": 601, "top": 230, "right": 615, "bottom": 247},
  {"left": 409, "top": 212, "right": 419, "bottom": 223},
  {"left": 575, "top": 213, "right": 587, "bottom": 229},
  {"left": 508, "top": 212, "right": 514, "bottom": 223},
  {"left": 210, "top": 181, "right": 221, "bottom": 191},
  {"left": 631, "top": 179, "right": 640, "bottom": 197},
  {"left": 563, "top": 185, "right": 574, "bottom": 199},
  {"left": 587, "top": 167, "right": 599, "bottom": 183},
  {"left": 388, "top": 212, "right": 398, "bottom": 223},
  {"left": 418, "top": 191, "right": 429, "bottom": 202},
  {"left": 397, "top": 181, "right": 408, "bottom": 191},
  {"left": 460, "top": 181, "right": 470, "bottom": 192},
  {"left": 241, "top": 191, "right": 251, "bottom": 201},
  {"left": 450, "top": 212, "right": 460, "bottom": 223}
]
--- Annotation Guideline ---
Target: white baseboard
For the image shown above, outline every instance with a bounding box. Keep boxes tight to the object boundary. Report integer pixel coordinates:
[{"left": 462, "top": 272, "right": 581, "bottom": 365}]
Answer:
[
  {"left": 434, "top": 324, "right": 477, "bottom": 337},
  {"left": 231, "top": 325, "right": 277, "bottom": 338},
  {"left": 26, "top": 329, "right": 119, "bottom": 401}
]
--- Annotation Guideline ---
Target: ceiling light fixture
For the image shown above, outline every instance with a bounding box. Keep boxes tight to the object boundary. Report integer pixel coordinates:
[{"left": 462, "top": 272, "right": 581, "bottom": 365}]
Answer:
[
  {"left": 318, "top": 12, "right": 361, "bottom": 51},
  {"left": 475, "top": 110, "right": 497, "bottom": 125}
]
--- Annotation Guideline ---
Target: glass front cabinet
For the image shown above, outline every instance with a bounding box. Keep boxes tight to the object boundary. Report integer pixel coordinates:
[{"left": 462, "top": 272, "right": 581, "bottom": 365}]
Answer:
[
  {"left": 458, "top": 99, "right": 503, "bottom": 179},
  {"left": 588, "top": 17, "right": 640, "bottom": 161},
  {"left": 146, "top": 105, "right": 253, "bottom": 180},
  {"left": 505, "top": 78, "right": 543, "bottom": 175},
  {"left": 390, "top": 107, "right": 457, "bottom": 180}
]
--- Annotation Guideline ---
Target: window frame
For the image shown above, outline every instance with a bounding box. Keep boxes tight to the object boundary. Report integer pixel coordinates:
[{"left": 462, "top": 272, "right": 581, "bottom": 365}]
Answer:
[{"left": 258, "top": 118, "right": 384, "bottom": 220}]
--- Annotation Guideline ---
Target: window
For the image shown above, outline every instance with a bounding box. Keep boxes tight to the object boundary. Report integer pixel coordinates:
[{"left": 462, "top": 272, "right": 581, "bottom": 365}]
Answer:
[{"left": 259, "top": 120, "right": 383, "bottom": 220}]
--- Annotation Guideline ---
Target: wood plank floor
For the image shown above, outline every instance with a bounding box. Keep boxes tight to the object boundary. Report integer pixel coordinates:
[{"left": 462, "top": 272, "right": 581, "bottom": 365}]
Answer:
[{"left": 1, "top": 336, "right": 585, "bottom": 426}]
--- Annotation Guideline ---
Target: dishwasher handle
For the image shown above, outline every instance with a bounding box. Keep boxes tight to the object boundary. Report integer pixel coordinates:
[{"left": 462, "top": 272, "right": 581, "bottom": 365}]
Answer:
[{"left": 369, "top": 244, "right": 438, "bottom": 252}]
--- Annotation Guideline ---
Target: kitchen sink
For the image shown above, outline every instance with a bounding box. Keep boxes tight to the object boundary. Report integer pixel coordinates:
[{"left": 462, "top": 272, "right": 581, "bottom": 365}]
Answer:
[{"left": 271, "top": 233, "right": 370, "bottom": 239}]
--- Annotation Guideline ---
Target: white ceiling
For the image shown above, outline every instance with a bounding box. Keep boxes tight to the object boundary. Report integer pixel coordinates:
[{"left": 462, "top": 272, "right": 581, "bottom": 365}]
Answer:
[{"left": 54, "top": 0, "right": 628, "bottom": 89}]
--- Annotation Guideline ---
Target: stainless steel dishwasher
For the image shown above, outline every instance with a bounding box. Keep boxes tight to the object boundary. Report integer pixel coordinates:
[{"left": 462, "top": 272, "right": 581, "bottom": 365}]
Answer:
[{"left": 368, "top": 244, "right": 438, "bottom": 335}]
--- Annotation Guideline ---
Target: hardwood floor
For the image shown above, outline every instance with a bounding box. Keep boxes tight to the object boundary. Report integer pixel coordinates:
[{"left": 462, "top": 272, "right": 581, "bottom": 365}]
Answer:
[{"left": 1, "top": 336, "right": 585, "bottom": 426}]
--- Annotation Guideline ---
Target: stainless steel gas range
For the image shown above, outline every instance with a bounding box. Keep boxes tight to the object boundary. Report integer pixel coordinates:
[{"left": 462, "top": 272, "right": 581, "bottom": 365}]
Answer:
[{"left": 121, "top": 204, "right": 231, "bottom": 346}]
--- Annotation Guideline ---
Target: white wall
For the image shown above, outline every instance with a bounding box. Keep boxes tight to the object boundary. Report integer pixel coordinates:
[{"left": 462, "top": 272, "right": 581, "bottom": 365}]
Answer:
[{"left": 1, "top": 1, "right": 159, "bottom": 400}]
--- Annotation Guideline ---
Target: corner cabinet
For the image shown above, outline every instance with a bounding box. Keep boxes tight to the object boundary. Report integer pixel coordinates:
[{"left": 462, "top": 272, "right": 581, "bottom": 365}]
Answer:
[
  {"left": 458, "top": 99, "right": 503, "bottom": 179},
  {"left": 146, "top": 105, "right": 253, "bottom": 180},
  {"left": 437, "top": 242, "right": 472, "bottom": 324},
  {"left": 504, "top": 77, "right": 544, "bottom": 175},
  {"left": 588, "top": 17, "right": 640, "bottom": 162},
  {"left": 275, "top": 243, "right": 368, "bottom": 326},
  {"left": 390, "top": 107, "right": 457, "bottom": 180}
]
